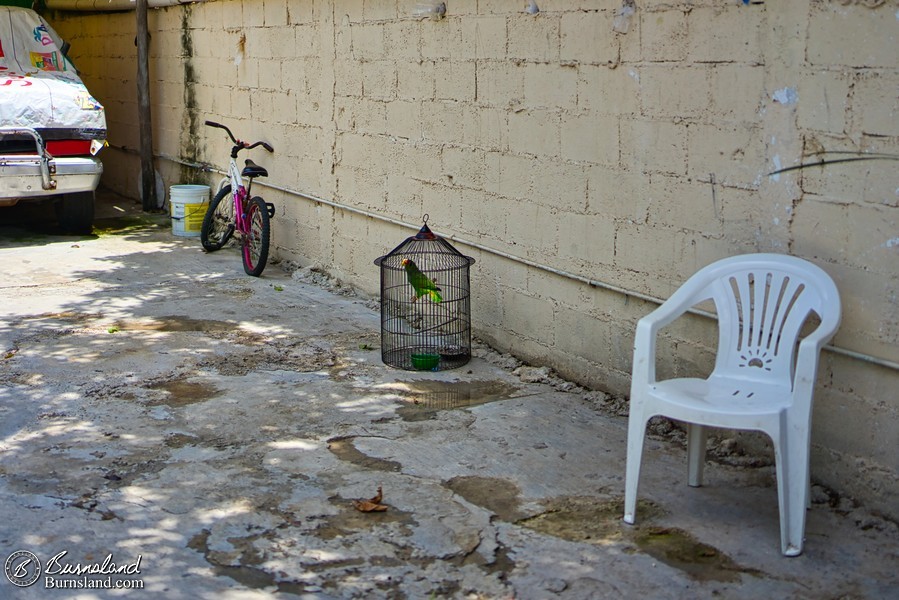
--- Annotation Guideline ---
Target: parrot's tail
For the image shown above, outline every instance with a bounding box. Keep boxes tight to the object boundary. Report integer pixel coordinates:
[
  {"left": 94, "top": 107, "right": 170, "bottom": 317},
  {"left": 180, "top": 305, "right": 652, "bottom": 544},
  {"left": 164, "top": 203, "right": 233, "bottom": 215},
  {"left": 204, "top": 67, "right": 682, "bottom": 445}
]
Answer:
[{"left": 428, "top": 290, "right": 443, "bottom": 304}]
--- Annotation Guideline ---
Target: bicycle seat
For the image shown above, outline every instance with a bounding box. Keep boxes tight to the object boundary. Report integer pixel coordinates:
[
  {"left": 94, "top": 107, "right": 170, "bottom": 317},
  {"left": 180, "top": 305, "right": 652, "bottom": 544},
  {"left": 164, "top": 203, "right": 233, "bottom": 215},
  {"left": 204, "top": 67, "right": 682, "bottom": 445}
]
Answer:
[{"left": 242, "top": 159, "right": 268, "bottom": 179}]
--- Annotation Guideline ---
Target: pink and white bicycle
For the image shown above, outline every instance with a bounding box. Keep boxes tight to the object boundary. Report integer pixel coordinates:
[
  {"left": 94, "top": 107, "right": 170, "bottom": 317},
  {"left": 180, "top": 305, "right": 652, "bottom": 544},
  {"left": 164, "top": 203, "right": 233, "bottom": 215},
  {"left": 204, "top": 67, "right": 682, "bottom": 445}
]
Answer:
[{"left": 200, "top": 120, "right": 275, "bottom": 277}]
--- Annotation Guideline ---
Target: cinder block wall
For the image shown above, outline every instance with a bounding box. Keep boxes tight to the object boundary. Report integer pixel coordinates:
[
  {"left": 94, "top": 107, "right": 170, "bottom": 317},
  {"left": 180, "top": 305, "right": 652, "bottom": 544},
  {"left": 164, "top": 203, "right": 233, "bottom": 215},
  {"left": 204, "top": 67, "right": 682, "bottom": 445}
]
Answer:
[{"left": 51, "top": 0, "right": 898, "bottom": 518}]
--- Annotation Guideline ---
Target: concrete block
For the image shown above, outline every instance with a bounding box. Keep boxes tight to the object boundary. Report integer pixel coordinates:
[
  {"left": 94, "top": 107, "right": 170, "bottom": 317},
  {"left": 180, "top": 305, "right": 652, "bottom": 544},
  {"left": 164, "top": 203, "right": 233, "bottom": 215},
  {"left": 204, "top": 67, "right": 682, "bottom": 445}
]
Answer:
[
  {"left": 505, "top": 200, "right": 557, "bottom": 256},
  {"left": 640, "top": 8, "right": 687, "bottom": 62},
  {"left": 686, "top": 6, "right": 762, "bottom": 64},
  {"left": 576, "top": 64, "right": 640, "bottom": 115},
  {"left": 508, "top": 14, "right": 560, "bottom": 62},
  {"left": 644, "top": 175, "right": 721, "bottom": 233},
  {"left": 476, "top": 61, "right": 525, "bottom": 107},
  {"left": 561, "top": 113, "right": 619, "bottom": 166},
  {"left": 397, "top": 61, "right": 436, "bottom": 101},
  {"left": 708, "top": 64, "right": 765, "bottom": 120},
  {"left": 288, "top": 0, "right": 315, "bottom": 24},
  {"left": 638, "top": 66, "right": 710, "bottom": 119},
  {"left": 554, "top": 307, "right": 613, "bottom": 364},
  {"left": 620, "top": 119, "right": 687, "bottom": 176},
  {"left": 807, "top": 4, "right": 897, "bottom": 68},
  {"left": 387, "top": 100, "right": 423, "bottom": 140},
  {"left": 503, "top": 291, "right": 556, "bottom": 346},
  {"left": 441, "top": 146, "right": 486, "bottom": 190},
  {"left": 524, "top": 63, "right": 578, "bottom": 110},
  {"left": 362, "top": 61, "right": 396, "bottom": 100},
  {"left": 419, "top": 182, "right": 464, "bottom": 228},
  {"left": 529, "top": 160, "right": 588, "bottom": 213},
  {"left": 264, "top": 0, "right": 288, "bottom": 27},
  {"left": 797, "top": 70, "right": 850, "bottom": 134},
  {"left": 421, "top": 20, "right": 463, "bottom": 61},
  {"left": 435, "top": 61, "right": 477, "bottom": 102},
  {"left": 853, "top": 73, "right": 899, "bottom": 137},
  {"left": 352, "top": 23, "right": 386, "bottom": 59},
  {"left": 685, "top": 122, "right": 765, "bottom": 187},
  {"left": 237, "top": 58, "right": 260, "bottom": 88},
  {"left": 363, "top": 0, "right": 396, "bottom": 21},
  {"left": 465, "top": 16, "right": 507, "bottom": 60},
  {"left": 258, "top": 58, "right": 282, "bottom": 91},
  {"left": 508, "top": 109, "right": 560, "bottom": 158},
  {"left": 557, "top": 212, "right": 616, "bottom": 266},
  {"left": 384, "top": 21, "right": 422, "bottom": 61},
  {"left": 335, "top": 60, "right": 364, "bottom": 97},
  {"left": 485, "top": 152, "right": 534, "bottom": 200},
  {"left": 560, "top": 11, "right": 618, "bottom": 65},
  {"left": 586, "top": 165, "right": 646, "bottom": 222}
]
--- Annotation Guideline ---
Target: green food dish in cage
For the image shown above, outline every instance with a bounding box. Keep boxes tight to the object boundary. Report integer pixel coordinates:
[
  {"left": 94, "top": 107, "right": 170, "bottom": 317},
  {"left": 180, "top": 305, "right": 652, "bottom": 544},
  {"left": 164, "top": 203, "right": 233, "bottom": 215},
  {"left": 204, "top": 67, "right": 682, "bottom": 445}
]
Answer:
[{"left": 411, "top": 353, "right": 440, "bottom": 371}]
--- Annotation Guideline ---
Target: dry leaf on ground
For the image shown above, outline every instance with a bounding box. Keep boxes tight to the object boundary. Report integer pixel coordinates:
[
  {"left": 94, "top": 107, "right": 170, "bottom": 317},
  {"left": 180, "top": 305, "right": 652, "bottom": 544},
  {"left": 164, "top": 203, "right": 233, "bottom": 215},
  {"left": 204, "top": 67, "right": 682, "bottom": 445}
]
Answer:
[{"left": 353, "top": 486, "right": 388, "bottom": 512}]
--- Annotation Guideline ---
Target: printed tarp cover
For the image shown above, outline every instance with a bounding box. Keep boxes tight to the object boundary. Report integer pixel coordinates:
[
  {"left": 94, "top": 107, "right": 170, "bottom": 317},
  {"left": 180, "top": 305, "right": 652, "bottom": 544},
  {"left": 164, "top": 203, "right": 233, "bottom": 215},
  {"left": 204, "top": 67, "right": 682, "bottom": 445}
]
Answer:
[{"left": 0, "top": 6, "right": 105, "bottom": 140}]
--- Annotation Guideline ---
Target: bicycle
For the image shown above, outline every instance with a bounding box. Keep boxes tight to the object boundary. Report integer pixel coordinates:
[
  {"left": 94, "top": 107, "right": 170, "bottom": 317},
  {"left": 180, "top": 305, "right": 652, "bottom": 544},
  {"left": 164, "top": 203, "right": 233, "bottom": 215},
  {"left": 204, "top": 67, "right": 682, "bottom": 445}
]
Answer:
[{"left": 200, "top": 120, "right": 275, "bottom": 277}]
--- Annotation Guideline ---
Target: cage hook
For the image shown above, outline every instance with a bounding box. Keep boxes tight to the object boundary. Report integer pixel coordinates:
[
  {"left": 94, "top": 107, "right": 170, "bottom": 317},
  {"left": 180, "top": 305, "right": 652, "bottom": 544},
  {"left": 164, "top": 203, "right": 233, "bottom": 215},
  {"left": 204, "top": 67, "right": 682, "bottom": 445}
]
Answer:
[{"left": 422, "top": 213, "right": 429, "bottom": 224}]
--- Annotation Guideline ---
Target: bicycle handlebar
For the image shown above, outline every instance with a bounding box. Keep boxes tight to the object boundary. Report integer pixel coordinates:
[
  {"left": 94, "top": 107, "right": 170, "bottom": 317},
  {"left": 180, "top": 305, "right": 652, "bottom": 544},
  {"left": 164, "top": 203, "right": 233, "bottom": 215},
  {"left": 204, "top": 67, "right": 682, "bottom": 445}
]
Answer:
[{"left": 204, "top": 120, "right": 274, "bottom": 153}]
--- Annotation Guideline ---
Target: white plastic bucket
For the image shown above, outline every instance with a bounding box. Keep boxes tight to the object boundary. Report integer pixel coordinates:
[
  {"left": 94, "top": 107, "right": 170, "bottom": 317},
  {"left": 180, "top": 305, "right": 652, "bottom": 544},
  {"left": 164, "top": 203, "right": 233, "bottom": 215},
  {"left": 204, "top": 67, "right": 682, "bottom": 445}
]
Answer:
[{"left": 170, "top": 185, "right": 210, "bottom": 237}]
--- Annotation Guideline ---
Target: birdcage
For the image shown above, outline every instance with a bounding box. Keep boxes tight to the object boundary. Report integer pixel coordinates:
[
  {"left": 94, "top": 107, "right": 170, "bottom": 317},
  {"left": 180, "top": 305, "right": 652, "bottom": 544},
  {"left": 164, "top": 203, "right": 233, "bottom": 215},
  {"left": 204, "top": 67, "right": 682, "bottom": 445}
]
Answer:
[{"left": 374, "top": 215, "right": 475, "bottom": 371}]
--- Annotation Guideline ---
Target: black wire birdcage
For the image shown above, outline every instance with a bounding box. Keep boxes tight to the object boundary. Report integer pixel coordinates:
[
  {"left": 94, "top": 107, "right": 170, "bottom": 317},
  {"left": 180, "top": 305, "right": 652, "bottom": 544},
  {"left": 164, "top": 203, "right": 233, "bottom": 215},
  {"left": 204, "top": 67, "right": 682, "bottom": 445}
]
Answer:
[{"left": 374, "top": 215, "right": 475, "bottom": 371}]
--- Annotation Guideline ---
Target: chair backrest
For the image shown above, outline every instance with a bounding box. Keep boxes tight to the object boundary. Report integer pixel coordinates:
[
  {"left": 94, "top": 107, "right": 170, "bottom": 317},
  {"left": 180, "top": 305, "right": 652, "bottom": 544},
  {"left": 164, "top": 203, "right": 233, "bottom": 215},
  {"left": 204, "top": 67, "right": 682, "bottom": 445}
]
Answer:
[{"left": 686, "top": 254, "right": 841, "bottom": 387}]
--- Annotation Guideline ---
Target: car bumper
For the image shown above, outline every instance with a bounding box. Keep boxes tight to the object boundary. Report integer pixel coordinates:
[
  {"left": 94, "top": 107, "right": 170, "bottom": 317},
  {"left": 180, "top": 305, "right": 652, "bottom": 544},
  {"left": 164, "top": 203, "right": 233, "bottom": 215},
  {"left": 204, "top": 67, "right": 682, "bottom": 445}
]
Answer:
[{"left": 0, "top": 127, "right": 103, "bottom": 206}]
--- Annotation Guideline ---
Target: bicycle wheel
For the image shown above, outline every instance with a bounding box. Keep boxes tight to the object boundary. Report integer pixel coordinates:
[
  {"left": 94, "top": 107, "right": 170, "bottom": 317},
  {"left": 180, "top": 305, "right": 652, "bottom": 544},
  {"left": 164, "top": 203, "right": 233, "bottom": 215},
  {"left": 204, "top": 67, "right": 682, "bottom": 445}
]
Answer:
[
  {"left": 242, "top": 196, "right": 270, "bottom": 277},
  {"left": 201, "top": 185, "right": 236, "bottom": 251}
]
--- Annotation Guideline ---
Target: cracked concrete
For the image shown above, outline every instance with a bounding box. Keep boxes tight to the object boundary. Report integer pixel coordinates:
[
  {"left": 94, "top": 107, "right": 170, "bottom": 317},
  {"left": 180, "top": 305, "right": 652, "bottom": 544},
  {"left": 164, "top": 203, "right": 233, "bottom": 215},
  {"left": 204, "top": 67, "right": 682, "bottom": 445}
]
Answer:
[{"left": 0, "top": 192, "right": 897, "bottom": 599}]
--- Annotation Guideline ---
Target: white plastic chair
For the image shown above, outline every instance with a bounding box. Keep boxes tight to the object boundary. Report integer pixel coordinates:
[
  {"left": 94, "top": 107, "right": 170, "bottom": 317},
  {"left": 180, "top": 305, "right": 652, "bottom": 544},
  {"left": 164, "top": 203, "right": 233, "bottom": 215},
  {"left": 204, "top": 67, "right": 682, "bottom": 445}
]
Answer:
[{"left": 623, "top": 253, "right": 841, "bottom": 556}]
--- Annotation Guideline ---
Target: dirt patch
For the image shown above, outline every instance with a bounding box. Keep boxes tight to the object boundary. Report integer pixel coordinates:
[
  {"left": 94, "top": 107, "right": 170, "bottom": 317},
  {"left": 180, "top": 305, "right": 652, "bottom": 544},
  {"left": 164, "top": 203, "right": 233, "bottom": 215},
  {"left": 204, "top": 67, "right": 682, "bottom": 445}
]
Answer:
[
  {"left": 147, "top": 377, "right": 220, "bottom": 407},
  {"left": 113, "top": 316, "right": 238, "bottom": 335},
  {"left": 444, "top": 476, "right": 525, "bottom": 522},
  {"left": 327, "top": 436, "right": 402, "bottom": 472},
  {"left": 518, "top": 496, "right": 663, "bottom": 545},
  {"left": 313, "top": 497, "right": 418, "bottom": 541}
]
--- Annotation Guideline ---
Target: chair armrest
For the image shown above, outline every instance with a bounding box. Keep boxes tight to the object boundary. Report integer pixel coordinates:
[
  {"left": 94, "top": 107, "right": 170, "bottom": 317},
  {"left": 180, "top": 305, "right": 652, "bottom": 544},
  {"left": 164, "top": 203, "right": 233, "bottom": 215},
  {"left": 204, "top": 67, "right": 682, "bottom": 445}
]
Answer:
[{"left": 632, "top": 289, "right": 704, "bottom": 385}]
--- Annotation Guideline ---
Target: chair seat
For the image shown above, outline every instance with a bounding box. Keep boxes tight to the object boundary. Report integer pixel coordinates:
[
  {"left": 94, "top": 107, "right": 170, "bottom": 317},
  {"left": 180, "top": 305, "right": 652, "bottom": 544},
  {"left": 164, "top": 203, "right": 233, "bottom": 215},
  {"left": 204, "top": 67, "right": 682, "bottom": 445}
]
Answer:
[{"left": 648, "top": 377, "right": 793, "bottom": 421}]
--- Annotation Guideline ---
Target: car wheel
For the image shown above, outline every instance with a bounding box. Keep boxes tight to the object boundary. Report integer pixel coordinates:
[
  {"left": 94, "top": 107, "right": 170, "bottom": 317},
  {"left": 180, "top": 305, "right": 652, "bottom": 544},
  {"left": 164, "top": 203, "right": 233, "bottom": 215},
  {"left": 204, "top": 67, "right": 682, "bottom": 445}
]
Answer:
[{"left": 57, "top": 192, "right": 95, "bottom": 234}]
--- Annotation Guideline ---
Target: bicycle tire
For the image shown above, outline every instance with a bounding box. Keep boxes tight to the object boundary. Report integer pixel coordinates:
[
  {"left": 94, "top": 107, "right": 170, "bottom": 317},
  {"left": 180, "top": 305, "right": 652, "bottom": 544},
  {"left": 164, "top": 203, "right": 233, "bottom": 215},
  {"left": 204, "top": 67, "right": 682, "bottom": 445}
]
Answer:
[
  {"left": 242, "top": 196, "right": 270, "bottom": 277},
  {"left": 201, "top": 185, "right": 236, "bottom": 252}
]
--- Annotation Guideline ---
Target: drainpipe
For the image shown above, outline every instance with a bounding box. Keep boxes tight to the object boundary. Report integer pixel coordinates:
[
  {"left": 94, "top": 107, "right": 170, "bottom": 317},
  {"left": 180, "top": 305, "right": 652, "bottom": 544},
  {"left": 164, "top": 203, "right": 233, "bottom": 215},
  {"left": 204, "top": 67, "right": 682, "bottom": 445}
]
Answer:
[{"left": 44, "top": 0, "right": 206, "bottom": 11}]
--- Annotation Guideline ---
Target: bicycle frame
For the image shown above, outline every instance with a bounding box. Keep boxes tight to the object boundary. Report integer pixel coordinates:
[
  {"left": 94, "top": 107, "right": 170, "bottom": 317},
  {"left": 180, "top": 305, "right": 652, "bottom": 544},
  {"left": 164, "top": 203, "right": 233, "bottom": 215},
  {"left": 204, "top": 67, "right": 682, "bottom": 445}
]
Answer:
[
  {"left": 226, "top": 157, "right": 252, "bottom": 238},
  {"left": 201, "top": 120, "right": 274, "bottom": 276}
]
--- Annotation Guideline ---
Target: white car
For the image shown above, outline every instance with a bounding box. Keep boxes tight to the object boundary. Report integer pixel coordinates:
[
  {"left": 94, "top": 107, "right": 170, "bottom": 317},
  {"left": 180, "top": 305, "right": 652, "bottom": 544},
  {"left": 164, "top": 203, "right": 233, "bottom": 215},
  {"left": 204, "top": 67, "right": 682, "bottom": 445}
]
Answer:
[{"left": 0, "top": 6, "right": 106, "bottom": 234}]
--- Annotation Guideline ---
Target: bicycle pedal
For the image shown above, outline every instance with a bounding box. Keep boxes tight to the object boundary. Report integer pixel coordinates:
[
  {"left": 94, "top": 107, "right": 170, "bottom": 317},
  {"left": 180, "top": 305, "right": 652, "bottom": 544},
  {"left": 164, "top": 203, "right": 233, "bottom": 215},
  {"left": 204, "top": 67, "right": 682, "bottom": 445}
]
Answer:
[{"left": 266, "top": 203, "right": 275, "bottom": 218}]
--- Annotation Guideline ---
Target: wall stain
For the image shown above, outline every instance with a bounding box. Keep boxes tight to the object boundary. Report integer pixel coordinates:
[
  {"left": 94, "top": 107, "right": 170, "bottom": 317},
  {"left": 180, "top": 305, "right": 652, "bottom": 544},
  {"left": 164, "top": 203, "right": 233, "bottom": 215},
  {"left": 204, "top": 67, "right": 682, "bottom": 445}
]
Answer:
[{"left": 180, "top": 5, "right": 202, "bottom": 184}]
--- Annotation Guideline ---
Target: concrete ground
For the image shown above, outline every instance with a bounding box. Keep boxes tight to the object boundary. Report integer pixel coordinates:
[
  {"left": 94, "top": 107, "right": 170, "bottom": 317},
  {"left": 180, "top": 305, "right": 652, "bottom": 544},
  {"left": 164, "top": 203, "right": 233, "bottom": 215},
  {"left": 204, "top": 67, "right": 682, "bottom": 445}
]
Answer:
[{"left": 0, "top": 190, "right": 896, "bottom": 599}]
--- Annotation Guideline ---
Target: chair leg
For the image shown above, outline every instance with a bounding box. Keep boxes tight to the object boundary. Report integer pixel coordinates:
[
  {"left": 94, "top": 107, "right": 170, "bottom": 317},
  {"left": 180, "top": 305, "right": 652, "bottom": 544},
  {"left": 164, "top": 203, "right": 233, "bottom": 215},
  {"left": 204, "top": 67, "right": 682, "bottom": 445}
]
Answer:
[
  {"left": 623, "top": 409, "right": 648, "bottom": 525},
  {"left": 774, "top": 427, "right": 810, "bottom": 556},
  {"left": 687, "top": 423, "right": 707, "bottom": 487}
]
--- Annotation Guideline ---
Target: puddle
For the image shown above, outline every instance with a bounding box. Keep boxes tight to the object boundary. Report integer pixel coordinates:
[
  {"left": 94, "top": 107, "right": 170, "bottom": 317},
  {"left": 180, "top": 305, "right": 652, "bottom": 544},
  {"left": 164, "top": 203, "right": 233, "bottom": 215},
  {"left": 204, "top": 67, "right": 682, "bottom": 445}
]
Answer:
[
  {"left": 147, "top": 377, "right": 220, "bottom": 407},
  {"left": 518, "top": 496, "right": 754, "bottom": 583},
  {"left": 518, "top": 496, "right": 663, "bottom": 545},
  {"left": 164, "top": 433, "right": 201, "bottom": 448},
  {"left": 444, "top": 476, "right": 525, "bottom": 522},
  {"left": 393, "top": 380, "right": 521, "bottom": 421},
  {"left": 327, "top": 437, "right": 402, "bottom": 472},
  {"left": 188, "top": 530, "right": 320, "bottom": 595},
  {"left": 633, "top": 526, "right": 754, "bottom": 582}
]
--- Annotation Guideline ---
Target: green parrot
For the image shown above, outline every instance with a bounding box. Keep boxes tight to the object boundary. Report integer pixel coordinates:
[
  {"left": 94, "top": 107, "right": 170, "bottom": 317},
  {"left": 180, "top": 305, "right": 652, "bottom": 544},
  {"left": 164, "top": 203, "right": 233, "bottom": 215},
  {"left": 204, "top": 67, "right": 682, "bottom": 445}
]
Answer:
[{"left": 401, "top": 258, "right": 442, "bottom": 303}]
